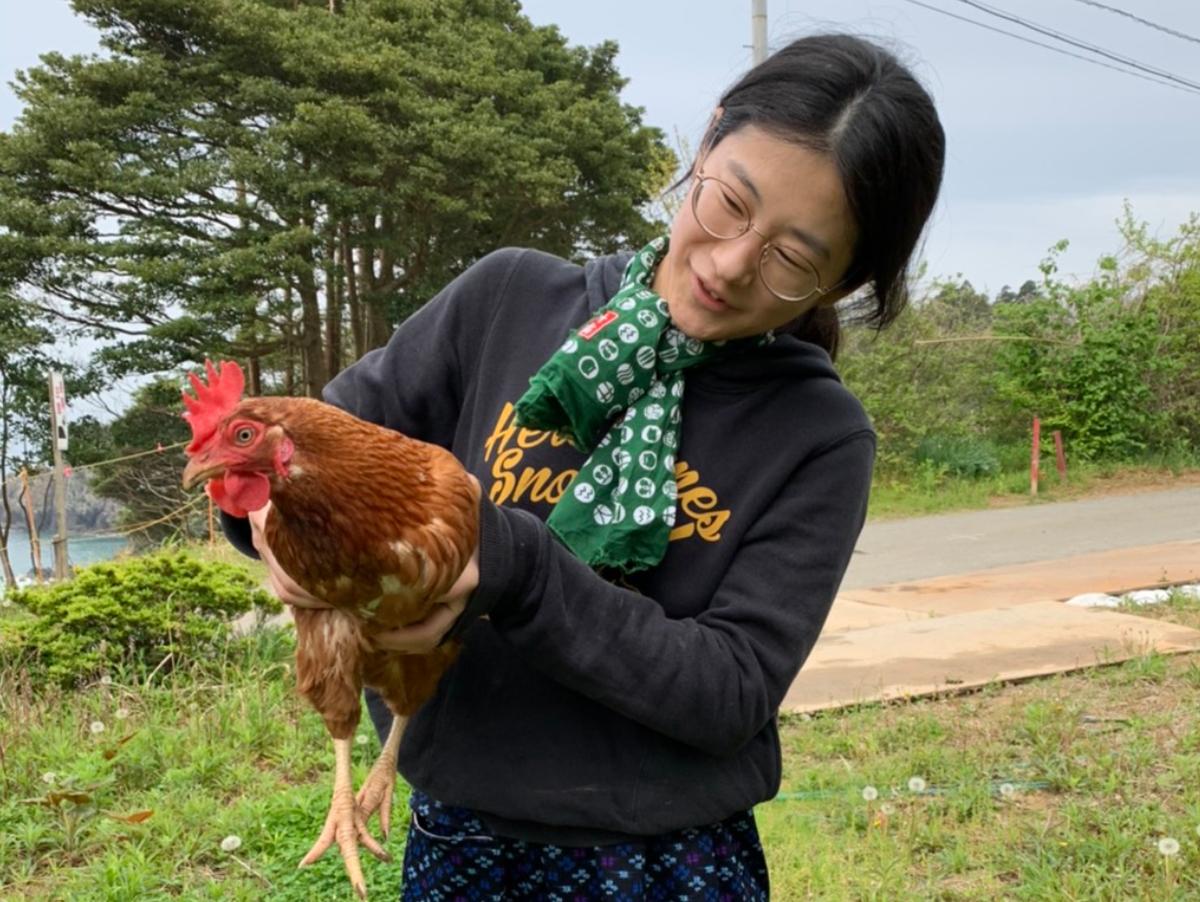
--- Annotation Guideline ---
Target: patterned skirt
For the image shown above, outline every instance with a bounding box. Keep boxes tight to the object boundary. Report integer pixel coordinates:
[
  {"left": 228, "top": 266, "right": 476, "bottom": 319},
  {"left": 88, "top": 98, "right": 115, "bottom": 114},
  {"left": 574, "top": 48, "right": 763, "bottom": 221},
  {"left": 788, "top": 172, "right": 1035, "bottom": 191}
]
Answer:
[{"left": 400, "top": 790, "right": 770, "bottom": 901}]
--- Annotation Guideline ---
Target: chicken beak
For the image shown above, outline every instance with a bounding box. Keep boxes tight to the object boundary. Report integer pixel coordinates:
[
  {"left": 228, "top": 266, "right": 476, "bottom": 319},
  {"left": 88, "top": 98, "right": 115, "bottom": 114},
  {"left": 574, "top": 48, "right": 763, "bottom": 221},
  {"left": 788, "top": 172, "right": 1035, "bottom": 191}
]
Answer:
[{"left": 181, "top": 454, "right": 226, "bottom": 491}]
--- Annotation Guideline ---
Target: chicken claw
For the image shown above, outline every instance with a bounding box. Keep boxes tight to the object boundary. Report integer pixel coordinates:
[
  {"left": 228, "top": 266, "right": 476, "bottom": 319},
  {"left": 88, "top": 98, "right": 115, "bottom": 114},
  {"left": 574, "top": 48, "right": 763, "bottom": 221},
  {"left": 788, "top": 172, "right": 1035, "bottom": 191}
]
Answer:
[
  {"left": 356, "top": 716, "right": 406, "bottom": 838},
  {"left": 300, "top": 737, "right": 391, "bottom": 900}
]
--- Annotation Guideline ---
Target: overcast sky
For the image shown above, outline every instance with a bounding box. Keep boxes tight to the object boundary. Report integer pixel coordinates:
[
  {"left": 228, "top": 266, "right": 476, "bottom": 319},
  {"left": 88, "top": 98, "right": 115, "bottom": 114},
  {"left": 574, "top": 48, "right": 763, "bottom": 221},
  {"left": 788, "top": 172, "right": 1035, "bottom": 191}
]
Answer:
[{"left": 2, "top": 0, "right": 1197, "bottom": 297}]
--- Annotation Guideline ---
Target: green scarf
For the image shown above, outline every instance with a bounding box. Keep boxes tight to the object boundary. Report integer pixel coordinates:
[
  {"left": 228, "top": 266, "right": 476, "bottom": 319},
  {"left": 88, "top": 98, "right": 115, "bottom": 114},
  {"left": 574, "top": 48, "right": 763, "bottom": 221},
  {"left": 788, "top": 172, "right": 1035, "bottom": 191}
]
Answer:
[{"left": 514, "top": 236, "right": 772, "bottom": 572}]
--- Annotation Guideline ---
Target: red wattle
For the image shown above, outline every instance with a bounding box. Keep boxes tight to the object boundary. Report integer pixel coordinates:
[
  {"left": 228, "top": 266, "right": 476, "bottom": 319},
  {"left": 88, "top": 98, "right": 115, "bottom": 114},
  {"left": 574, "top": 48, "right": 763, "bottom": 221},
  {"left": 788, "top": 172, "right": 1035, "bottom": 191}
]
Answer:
[
  {"left": 206, "top": 477, "right": 247, "bottom": 518},
  {"left": 222, "top": 471, "right": 271, "bottom": 515}
]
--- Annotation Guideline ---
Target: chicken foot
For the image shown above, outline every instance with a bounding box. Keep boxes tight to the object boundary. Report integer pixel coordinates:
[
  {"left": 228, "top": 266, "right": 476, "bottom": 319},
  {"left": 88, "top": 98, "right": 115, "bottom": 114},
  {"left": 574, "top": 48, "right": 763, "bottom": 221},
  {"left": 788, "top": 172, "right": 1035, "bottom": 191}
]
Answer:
[
  {"left": 356, "top": 714, "right": 406, "bottom": 838},
  {"left": 299, "top": 736, "right": 391, "bottom": 900}
]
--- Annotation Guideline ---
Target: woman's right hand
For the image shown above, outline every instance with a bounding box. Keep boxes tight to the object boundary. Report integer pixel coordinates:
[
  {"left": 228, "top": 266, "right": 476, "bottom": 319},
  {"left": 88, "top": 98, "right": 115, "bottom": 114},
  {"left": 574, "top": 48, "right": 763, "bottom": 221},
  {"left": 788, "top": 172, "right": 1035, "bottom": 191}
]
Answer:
[{"left": 248, "top": 502, "right": 333, "bottom": 609}]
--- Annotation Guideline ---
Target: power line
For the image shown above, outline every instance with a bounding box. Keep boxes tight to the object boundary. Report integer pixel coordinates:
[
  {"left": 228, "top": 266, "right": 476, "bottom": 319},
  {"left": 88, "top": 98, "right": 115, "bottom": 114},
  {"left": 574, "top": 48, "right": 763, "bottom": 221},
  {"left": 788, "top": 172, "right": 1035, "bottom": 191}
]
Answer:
[
  {"left": 950, "top": 0, "right": 1200, "bottom": 93},
  {"left": 1067, "top": 0, "right": 1200, "bottom": 47},
  {"left": 898, "top": 0, "right": 1200, "bottom": 97}
]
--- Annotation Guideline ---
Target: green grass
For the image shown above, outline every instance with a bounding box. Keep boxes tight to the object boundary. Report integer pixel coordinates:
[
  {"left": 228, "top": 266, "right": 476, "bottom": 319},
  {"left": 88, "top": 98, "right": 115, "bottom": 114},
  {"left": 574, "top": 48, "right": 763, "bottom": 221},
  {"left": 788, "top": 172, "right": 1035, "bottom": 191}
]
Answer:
[
  {"left": 760, "top": 591, "right": 1200, "bottom": 899},
  {"left": 4, "top": 591, "right": 1200, "bottom": 899},
  {"left": 0, "top": 627, "right": 400, "bottom": 901},
  {"left": 868, "top": 456, "right": 1200, "bottom": 520}
]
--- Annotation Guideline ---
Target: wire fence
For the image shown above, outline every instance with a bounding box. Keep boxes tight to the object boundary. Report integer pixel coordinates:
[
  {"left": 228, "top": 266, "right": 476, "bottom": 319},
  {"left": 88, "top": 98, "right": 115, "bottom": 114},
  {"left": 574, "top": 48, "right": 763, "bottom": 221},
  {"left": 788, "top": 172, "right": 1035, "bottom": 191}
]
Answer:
[{"left": 2, "top": 440, "right": 203, "bottom": 574}]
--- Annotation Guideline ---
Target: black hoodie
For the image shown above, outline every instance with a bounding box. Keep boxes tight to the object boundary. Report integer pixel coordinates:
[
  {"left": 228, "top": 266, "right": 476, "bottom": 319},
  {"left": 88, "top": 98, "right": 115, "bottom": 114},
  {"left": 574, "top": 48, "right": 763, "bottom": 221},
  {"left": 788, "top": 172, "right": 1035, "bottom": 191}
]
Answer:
[{"left": 232, "top": 246, "right": 875, "bottom": 846}]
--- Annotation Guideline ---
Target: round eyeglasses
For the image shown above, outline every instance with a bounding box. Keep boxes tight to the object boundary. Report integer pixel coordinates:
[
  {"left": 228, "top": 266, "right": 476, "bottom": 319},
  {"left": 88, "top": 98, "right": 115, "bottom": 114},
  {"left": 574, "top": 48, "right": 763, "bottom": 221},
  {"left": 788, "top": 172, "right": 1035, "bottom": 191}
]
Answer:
[{"left": 690, "top": 172, "right": 831, "bottom": 303}]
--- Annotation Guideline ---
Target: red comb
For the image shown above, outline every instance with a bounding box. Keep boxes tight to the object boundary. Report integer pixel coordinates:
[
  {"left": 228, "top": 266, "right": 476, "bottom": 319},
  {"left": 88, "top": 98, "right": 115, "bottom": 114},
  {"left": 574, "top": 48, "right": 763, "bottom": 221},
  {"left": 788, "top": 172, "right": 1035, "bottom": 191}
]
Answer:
[{"left": 182, "top": 359, "right": 246, "bottom": 454}]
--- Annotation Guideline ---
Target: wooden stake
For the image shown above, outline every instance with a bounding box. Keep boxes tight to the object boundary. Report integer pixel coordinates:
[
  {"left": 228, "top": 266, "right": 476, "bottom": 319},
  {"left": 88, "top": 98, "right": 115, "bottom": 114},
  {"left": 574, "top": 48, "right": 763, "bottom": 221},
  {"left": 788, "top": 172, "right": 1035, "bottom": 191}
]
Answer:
[
  {"left": 1053, "top": 430, "right": 1068, "bottom": 482},
  {"left": 18, "top": 468, "right": 44, "bottom": 584},
  {"left": 1030, "top": 416, "right": 1041, "bottom": 497}
]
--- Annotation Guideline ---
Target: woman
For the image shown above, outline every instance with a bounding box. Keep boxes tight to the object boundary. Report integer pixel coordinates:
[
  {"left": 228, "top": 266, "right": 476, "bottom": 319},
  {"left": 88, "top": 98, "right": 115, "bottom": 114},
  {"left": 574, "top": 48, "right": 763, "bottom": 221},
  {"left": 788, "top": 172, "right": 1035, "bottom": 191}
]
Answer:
[{"left": 245, "top": 32, "right": 944, "bottom": 900}]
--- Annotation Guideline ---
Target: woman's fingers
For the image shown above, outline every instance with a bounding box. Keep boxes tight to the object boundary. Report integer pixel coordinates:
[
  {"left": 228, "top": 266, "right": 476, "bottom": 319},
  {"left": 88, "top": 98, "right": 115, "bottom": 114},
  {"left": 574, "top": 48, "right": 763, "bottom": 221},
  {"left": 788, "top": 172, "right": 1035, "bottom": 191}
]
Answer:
[
  {"left": 369, "top": 596, "right": 469, "bottom": 653},
  {"left": 247, "top": 502, "right": 333, "bottom": 609}
]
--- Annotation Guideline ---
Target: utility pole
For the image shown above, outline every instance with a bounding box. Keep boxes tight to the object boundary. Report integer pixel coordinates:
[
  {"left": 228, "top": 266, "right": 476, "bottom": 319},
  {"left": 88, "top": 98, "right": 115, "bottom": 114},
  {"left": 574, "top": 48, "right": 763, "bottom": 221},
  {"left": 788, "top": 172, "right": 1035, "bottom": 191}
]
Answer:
[
  {"left": 752, "top": 0, "right": 768, "bottom": 65},
  {"left": 48, "top": 371, "right": 70, "bottom": 581}
]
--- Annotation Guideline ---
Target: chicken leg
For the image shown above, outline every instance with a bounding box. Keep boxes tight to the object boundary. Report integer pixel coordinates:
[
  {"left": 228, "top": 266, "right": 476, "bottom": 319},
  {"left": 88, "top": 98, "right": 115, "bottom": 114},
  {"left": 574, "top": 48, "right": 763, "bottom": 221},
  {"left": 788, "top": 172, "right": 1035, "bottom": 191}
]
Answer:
[
  {"left": 356, "top": 714, "right": 406, "bottom": 838},
  {"left": 299, "top": 736, "right": 391, "bottom": 900}
]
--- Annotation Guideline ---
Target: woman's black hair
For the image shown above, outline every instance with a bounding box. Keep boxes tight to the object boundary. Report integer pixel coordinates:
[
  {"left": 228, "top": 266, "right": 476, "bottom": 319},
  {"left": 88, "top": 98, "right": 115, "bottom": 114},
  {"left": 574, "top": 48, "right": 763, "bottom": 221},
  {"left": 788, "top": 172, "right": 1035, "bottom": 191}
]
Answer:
[{"left": 695, "top": 34, "right": 945, "bottom": 358}]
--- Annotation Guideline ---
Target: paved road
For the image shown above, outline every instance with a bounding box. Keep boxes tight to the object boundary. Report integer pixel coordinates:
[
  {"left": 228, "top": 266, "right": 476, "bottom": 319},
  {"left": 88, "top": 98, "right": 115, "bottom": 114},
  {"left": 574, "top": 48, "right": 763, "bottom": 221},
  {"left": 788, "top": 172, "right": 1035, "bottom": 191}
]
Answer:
[{"left": 842, "top": 486, "right": 1200, "bottom": 589}]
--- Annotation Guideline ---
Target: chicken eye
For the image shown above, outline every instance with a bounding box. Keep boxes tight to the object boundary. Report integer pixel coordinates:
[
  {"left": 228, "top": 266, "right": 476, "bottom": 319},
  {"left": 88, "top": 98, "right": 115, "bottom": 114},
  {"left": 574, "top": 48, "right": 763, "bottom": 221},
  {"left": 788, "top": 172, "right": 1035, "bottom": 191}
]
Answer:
[{"left": 234, "top": 426, "right": 256, "bottom": 445}]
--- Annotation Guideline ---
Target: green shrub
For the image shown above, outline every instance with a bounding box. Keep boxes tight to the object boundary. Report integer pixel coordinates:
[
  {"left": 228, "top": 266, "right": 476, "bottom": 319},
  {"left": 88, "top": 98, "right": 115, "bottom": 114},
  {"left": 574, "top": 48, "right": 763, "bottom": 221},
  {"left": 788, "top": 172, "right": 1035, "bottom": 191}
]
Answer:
[
  {"left": 914, "top": 435, "right": 1001, "bottom": 478},
  {"left": 1, "top": 550, "right": 280, "bottom": 687}
]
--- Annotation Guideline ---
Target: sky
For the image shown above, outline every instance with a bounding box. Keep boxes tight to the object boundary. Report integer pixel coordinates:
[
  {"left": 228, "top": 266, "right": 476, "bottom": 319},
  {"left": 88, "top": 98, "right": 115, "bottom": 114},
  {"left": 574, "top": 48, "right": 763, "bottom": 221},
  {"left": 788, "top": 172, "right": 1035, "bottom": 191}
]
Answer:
[{"left": 1, "top": 0, "right": 1198, "bottom": 402}]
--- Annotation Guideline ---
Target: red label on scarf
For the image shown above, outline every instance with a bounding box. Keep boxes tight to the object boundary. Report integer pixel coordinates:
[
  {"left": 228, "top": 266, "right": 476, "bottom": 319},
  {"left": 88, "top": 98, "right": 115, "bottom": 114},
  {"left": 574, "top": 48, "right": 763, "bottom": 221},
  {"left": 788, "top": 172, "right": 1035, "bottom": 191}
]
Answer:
[{"left": 578, "top": 310, "right": 618, "bottom": 341}]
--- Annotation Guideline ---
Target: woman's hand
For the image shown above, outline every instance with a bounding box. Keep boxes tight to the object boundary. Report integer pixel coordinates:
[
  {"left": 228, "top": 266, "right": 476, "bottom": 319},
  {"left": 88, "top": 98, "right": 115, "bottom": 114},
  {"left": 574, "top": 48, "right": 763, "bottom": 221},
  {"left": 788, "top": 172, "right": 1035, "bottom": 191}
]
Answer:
[
  {"left": 248, "top": 502, "right": 334, "bottom": 610},
  {"left": 368, "top": 547, "right": 480, "bottom": 654}
]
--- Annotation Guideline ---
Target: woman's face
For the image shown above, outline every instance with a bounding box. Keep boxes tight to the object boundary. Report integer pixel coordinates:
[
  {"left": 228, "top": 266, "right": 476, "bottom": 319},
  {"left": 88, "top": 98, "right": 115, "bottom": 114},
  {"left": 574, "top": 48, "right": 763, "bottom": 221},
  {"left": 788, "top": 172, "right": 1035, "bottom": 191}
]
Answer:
[{"left": 653, "top": 125, "right": 858, "bottom": 342}]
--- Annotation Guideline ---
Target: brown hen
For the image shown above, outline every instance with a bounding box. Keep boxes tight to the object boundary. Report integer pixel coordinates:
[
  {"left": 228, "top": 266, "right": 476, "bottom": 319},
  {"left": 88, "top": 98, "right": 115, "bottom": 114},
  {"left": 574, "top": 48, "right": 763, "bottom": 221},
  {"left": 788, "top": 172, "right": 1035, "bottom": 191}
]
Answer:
[{"left": 180, "top": 360, "right": 478, "bottom": 900}]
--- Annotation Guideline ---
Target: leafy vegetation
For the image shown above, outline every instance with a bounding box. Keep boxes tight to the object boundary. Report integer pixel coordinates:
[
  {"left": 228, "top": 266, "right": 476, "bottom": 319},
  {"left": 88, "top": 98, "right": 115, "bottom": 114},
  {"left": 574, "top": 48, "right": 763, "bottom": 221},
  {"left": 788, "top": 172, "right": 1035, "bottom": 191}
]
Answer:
[
  {"left": 1, "top": 550, "right": 279, "bottom": 686},
  {"left": 0, "top": 0, "right": 673, "bottom": 394},
  {"left": 841, "top": 210, "right": 1200, "bottom": 484}
]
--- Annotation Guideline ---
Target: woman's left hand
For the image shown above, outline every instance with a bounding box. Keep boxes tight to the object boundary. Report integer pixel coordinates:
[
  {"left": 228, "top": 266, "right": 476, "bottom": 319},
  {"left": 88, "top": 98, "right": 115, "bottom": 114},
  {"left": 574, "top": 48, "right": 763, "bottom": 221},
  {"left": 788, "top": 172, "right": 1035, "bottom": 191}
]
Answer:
[{"left": 368, "top": 548, "right": 479, "bottom": 653}]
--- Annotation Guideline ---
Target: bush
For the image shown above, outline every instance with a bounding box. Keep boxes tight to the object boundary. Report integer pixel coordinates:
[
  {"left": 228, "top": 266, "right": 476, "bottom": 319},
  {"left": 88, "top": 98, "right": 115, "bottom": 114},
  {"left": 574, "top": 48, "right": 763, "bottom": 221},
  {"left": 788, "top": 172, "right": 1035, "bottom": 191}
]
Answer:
[
  {"left": 1, "top": 550, "right": 280, "bottom": 687},
  {"left": 915, "top": 435, "right": 1001, "bottom": 478}
]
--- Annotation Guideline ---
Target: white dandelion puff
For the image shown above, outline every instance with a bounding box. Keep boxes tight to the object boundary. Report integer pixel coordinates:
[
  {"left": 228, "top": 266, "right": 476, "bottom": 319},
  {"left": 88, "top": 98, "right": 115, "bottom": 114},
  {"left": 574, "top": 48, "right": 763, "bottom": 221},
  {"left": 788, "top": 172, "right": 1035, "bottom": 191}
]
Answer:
[
  {"left": 220, "top": 834, "right": 243, "bottom": 853},
  {"left": 42, "top": 771, "right": 57, "bottom": 785},
  {"left": 1158, "top": 837, "right": 1181, "bottom": 857},
  {"left": 115, "top": 707, "right": 130, "bottom": 720},
  {"left": 999, "top": 782, "right": 1017, "bottom": 799},
  {"left": 100, "top": 675, "right": 113, "bottom": 686},
  {"left": 908, "top": 776, "right": 927, "bottom": 794},
  {"left": 861, "top": 785, "right": 878, "bottom": 802},
  {"left": 89, "top": 720, "right": 106, "bottom": 734},
  {"left": 355, "top": 734, "right": 369, "bottom": 746},
  {"left": 880, "top": 803, "right": 895, "bottom": 816}
]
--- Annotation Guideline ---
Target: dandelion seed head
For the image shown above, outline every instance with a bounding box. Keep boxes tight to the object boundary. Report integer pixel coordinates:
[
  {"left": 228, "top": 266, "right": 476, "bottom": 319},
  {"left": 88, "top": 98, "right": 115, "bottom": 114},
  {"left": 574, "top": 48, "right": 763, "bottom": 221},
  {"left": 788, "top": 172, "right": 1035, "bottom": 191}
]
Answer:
[
  {"left": 115, "top": 707, "right": 130, "bottom": 720},
  {"left": 42, "top": 771, "right": 57, "bottom": 785},
  {"left": 89, "top": 720, "right": 106, "bottom": 734},
  {"left": 1000, "top": 783, "right": 1016, "bottom": 799},
  {"left": 355, "top": 734, "right": 369, "bottom": 746},
  {"left": 861, "top": 785, "right": 878, "bottom": 802},
  {"left": 1, "top": 598, "right": 12, "bottom": 609},
  {"left": 100, "top": 675, "right": 113, "bottom": 686},
  {"left": 908, "top": 776, "right": 926, "bottom": 793},
  {"left": 880, "top": 803, "right": 895, "bottom": 816},
  {"left": 1158, "top": 837, "right": 1181, "bottom": 857},
  {"left": 220, "top": 834, "right": 243, "bottom": 853}
]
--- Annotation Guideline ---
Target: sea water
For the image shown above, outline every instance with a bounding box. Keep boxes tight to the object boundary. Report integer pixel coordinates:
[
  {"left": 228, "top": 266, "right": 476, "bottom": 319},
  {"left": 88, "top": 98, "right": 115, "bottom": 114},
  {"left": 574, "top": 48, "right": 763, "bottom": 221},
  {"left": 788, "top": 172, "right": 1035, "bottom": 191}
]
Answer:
[{"left": 2, "top": 533, "right": 130, "bottom": 592}]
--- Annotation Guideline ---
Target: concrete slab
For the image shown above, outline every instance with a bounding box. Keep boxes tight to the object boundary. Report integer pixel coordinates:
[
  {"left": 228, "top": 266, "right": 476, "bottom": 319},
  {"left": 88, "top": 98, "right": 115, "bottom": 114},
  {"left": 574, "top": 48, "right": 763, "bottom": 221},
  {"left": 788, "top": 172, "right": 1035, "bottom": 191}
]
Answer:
[
  {"left": 786, "top": 601, "right": 1200, "bottom": 714},
  {"left": 838, "top": 541, "right": 1200, "bottom": 617}
]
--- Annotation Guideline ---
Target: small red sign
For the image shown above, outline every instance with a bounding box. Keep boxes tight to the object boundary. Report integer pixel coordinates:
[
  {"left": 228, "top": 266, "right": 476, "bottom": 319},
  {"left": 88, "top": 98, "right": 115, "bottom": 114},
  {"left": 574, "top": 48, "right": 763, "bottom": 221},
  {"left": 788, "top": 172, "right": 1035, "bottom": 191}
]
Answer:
[{"left": 578, "top": 310, "right": 618, "bottom": 341}]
